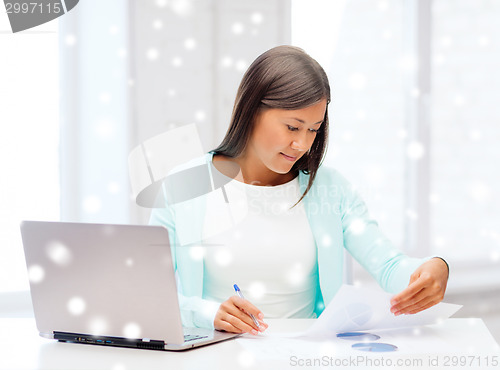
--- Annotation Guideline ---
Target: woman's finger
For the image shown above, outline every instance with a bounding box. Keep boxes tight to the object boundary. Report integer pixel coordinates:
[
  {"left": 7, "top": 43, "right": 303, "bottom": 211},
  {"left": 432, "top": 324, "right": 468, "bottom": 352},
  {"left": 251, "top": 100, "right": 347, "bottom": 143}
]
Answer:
[
  {"left": 220, "top": 299, "right": 259, "bottom": 331},
  {"left": 407, "top": 299, "right": 440, "bottom": 315},
  {"left": 391, "top": 257, "right": 448, "bottom": 312},
  {"left": 392, "top": 275, "right": 446, "bottom": 315},
  {"left": 222, "top": 312, "right": 258, "bottom": 334},
  {"left": 400, "top": 284, "right": 445, "bottom": 315},
  {"left": 390, "top": 276, "right": 428, "bottom": 312},
  {"left": 215, "top": 308, "right": 255, "bottom": 334},
  {"left": 216, "top": 319, "right": 244, "bottom": 334},
  {"left": 394, "top": 290, "right": 437, "bottom": 315},
  {"left": 230, "top": 296, "right": 267, "bottom": 331},
  {"left": 391, "top": 288, "right": 429, "bottom": 315},
  {"left": 215, "top": 297, "right": 267, "bottom": 334},
  {"left": 232, "top": 296, "right": 265, "bottom": 321}
]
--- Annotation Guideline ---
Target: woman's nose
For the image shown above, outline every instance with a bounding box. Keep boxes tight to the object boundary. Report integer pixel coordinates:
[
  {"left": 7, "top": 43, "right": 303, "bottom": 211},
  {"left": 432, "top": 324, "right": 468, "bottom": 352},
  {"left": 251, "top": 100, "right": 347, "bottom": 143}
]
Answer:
[{"left": 291, "top": 140, "right": 307, "bottom": 152}]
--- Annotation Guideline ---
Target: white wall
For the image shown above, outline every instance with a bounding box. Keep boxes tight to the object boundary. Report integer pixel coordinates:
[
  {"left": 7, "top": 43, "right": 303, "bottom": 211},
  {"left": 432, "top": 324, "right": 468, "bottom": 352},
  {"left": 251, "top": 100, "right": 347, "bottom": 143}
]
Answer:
[{"left": 59, "top": 0, "right": 130, "bottom": 224}]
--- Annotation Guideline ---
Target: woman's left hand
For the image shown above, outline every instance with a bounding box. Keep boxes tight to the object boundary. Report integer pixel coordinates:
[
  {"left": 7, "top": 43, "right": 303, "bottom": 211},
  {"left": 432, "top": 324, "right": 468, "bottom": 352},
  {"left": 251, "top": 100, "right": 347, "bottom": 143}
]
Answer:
[{"left": 390, "top": 257, "right": 449, "bottom": 316}]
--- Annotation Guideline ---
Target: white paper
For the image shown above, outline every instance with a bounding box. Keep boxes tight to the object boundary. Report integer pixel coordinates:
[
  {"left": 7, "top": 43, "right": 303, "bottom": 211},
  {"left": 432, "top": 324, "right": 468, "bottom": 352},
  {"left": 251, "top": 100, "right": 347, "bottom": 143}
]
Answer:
[
  {"left": 237, "top": 285, "right": 467, "bottom": 364},
  {"left": 237, "top": 323, "right": 459, "bottom": 363},
  {"left": 305, "top": 285, "right": 462, "bottom": 337}
]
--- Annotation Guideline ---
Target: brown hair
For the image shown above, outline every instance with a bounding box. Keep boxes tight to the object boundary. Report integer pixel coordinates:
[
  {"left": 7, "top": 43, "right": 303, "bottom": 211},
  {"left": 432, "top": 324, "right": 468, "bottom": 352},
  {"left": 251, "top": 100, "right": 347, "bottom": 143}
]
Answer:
[{"left": 211, "top": 45, "right": 331, "bottom": 206}]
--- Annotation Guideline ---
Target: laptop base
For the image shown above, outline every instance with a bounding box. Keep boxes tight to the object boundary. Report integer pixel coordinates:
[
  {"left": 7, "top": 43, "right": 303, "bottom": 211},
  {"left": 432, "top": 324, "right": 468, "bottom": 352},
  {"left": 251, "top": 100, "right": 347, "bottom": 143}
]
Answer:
[{"left": 54, "top": 331, "right": 167, "bottom": 350}]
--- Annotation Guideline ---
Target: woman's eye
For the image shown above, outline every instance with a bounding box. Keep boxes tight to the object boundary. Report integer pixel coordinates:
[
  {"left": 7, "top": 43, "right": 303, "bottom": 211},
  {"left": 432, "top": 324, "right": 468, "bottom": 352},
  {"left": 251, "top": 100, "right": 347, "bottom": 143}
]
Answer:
[{"left": 287, "top": 125, "right": 319, "bottom": 133}]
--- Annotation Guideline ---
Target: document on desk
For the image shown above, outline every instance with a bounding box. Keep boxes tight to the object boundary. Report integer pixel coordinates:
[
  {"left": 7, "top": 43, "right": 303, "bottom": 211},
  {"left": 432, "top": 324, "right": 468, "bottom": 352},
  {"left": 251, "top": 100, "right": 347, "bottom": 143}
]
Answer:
[{"left": 304, "top": 284, "right": 462, "bottom": 337}]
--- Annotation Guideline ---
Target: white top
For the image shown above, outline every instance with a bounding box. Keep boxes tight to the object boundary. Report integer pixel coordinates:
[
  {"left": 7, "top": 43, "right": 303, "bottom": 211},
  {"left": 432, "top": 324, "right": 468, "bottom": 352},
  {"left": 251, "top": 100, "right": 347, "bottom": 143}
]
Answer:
[{"left": 201, "top": 164, "right": 318, "bottom": 318}]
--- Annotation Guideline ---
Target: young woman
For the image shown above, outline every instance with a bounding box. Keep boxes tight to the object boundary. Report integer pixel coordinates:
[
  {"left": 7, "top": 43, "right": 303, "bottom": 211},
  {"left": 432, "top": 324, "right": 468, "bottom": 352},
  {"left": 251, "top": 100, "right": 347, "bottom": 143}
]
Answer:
[{"left": 150, "top": 45, "right": 449, "bottom": 336}]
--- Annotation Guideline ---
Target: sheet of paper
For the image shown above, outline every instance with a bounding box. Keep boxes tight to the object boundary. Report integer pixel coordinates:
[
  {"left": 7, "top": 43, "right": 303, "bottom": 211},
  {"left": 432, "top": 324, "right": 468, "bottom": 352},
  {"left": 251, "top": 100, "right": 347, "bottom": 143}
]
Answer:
[
  {"left": 237, "top": 323, "right": 460, "bottom": 364},
  {"left": 237, "top": 325, "right": 457, "bottom": 360},
  {"left": 304, "top": 284, "right": 462, "bottom": 337},
  {"left": 236, "top": 319, "right": 499, "bottom": 366}
]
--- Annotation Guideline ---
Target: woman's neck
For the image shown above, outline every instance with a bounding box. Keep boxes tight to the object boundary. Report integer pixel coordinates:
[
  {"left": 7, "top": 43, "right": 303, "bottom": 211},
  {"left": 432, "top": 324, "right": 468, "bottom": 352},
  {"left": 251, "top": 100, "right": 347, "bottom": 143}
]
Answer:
[{"left": 212, "top": 153, "right": 297, "bottom": 186}]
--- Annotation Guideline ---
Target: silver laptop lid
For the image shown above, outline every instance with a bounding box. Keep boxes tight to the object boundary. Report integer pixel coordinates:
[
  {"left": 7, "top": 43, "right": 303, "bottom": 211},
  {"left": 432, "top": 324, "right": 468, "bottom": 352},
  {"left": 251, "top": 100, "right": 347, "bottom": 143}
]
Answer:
[{"left": 20, "top": 221, "right": 185, "bottom": 344}]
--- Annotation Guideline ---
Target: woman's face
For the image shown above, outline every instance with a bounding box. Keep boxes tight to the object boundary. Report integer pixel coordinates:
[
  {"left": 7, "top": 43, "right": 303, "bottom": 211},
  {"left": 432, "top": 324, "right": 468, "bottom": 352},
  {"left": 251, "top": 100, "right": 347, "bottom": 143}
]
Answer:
[{"left": 244, "top": 99, "right": 327, "bottom": 177}]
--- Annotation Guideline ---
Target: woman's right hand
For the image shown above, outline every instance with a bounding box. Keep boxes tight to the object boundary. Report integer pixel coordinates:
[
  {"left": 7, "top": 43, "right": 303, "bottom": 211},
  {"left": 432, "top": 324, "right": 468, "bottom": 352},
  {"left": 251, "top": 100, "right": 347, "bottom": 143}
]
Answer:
[{"left": 214, "top": 296, "right": 268, "bottom": 335}]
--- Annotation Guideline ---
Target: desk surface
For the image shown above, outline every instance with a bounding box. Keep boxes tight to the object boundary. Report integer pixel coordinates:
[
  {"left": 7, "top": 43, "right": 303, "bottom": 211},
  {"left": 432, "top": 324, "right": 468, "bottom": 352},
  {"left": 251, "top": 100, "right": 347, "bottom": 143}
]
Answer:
[{"left": 1, "top": 318, "right": 499, "bottom": 370}]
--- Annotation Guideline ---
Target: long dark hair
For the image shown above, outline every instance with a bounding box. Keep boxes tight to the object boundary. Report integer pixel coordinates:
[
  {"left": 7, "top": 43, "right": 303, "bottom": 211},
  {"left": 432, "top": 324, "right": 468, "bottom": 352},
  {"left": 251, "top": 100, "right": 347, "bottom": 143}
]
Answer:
[{"left": 211, "top": 45, "right": 331, "bottom": 206}]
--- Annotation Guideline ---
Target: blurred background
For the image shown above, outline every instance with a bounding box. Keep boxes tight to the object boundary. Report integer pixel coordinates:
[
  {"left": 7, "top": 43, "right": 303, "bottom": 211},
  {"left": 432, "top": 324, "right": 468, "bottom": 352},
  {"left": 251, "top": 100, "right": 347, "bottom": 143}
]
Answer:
[{"left": 1, "top": 0, "right": 499, "bottom": 342}]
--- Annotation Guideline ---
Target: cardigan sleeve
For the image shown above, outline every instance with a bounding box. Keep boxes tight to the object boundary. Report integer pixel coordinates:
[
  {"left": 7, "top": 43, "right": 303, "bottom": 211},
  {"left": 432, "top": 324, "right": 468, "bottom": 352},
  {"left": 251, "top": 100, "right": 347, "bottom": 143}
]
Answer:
[
  {"left": 333, "top": 170, "right": 431, "bottom": 293},
  {"left": 148, "top": 184, "right": 220, "bottom": 329}
]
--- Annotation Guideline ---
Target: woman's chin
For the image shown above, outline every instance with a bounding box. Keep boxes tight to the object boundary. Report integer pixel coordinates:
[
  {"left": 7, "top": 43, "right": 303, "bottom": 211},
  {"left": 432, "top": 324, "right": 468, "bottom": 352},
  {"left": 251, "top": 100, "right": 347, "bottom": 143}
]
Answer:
[{"left": 269, "top": 163, "right": 294, "bottom": 175}]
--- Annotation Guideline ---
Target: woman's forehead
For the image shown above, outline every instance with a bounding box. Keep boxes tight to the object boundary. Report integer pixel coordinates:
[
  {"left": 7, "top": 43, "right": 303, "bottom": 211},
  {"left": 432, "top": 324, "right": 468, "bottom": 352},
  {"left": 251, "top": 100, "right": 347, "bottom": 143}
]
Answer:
[{"left": 269, "top": 100, "right": 327, "bottom": 118}]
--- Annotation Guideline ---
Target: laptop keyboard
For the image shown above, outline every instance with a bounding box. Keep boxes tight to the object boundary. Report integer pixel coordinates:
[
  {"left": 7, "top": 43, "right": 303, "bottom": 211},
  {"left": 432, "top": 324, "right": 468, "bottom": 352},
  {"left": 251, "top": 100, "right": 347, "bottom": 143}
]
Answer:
[{"left": 184, "top": 334, "right": 209, "bottom": 342}]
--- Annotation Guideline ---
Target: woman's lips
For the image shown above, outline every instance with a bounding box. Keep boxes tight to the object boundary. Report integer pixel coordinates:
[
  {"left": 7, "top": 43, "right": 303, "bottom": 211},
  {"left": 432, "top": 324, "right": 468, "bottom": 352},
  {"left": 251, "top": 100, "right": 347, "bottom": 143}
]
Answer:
[{"left": 280, "top": 152, "right": 297, "bottom": 161}]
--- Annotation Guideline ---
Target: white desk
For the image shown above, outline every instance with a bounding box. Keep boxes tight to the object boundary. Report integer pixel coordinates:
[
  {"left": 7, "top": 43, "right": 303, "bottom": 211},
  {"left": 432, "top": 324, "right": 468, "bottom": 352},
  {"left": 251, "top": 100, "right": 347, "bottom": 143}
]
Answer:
[{"left": 0, "top": 318, "right": 499, "bottom": 370}]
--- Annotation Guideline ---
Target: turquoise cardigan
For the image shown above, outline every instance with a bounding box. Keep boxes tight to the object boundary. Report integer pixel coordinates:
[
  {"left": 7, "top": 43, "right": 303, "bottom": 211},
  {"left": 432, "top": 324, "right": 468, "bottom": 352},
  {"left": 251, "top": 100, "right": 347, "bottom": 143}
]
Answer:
[{"left": 149, "top": 152, "right": 428, "bottom": 328}]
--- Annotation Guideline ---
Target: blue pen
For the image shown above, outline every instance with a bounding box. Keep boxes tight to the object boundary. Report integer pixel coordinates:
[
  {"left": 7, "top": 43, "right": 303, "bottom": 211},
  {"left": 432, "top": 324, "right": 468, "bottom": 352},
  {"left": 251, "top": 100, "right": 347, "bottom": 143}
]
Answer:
[{"left": 233, "top": 284, "right": 260, "bottom": 328}]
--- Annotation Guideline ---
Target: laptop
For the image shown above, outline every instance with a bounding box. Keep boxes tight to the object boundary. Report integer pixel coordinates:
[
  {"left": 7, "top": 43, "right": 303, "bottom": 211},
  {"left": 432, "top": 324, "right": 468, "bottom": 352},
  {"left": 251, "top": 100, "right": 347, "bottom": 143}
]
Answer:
[{"left": 20, "top": 220, "right": 240, "bottom": 351}]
